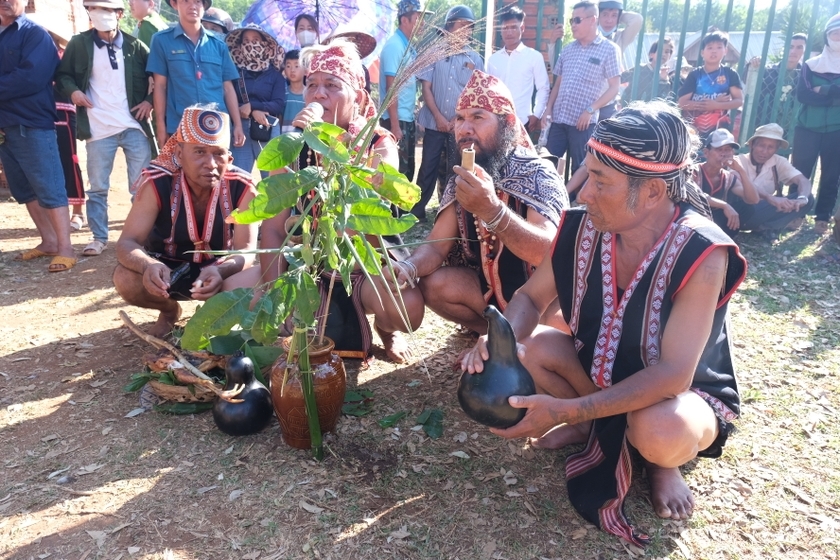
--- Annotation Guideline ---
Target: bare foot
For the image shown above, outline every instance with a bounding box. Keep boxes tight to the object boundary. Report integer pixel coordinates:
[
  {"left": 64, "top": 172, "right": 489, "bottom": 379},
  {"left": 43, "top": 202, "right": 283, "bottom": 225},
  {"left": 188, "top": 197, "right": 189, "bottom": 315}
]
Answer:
[
  {"left": 148, "top": 304, "right": 181, "bottom": 339},
  {"left": 374, "top": 325, "right": 410, "bottom": 363},
  {"left": 529, "top": 421, "right": 590, "bottom": 449},
  {"left": 646, "top": 462, "right": 694, "bottom": 520}
]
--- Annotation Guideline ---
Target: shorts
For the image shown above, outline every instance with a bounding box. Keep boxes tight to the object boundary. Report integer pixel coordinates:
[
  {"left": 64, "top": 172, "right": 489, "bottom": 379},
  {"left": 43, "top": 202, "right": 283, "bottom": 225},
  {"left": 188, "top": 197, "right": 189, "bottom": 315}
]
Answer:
[
  {"left": 150, "top": 253, "right": 214, "bottom": 301},
  {"left": 0, "top": 125, "right": 67, "bottom": 208}
]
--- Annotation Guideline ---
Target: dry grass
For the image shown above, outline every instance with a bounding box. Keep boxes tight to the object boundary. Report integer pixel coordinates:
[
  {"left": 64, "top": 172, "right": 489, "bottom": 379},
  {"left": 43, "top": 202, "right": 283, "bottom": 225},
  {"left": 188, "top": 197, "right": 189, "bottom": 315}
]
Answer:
[{"left": 1, "top": 167, "right": 839, "bottom": 559}]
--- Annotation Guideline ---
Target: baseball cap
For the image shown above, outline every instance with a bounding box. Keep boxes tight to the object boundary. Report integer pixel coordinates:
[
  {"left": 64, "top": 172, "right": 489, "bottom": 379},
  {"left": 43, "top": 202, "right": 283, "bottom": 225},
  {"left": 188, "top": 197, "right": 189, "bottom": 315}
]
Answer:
[
  {"left": 705, "top": 129, "right": 739, "bottom": 150},
  {"left": 397, "top": 0, "right": 431, "bottom": 18}
]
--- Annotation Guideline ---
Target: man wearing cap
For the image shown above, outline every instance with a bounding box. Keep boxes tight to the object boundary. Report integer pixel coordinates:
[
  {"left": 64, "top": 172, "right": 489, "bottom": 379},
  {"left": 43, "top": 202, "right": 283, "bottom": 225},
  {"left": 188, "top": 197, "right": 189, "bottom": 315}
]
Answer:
[
  {"left": 543, "top": 1, "right": 621, "bottom": 173},
  {"left": 56, "top": 0, "right": 155, "bottom": 258},
  {"left": 0, "top": 0, "right": 76, "bottom": 272},
  {"left": 128, "top": 0, "right": 167, "bottom": 49},
  {"left": 595, "top": 0, "right": 642, "bottom": 120},
  {"left": 733, "top": 123, "right": 813, "bottom": 234},
  {"left": 379, "top": 0, "right": 426, "bottom": 182},
  {"left": 412, "top": 5, "right": 483, "bottom": 222},
  {"left": 459, "top": 101, "right": 745, "bottom": 545},
  {"left": 146, "top": 0, "right": 245, "bottom": 149},
  {"left": 113, "top": 105, "right": 257, "bottom": 337},
  {"left": 694, "top": 129, "right": 759, "bottom": 237},
  {"left": 386, "top": 70, "right": 568, "bottom": 334},
  {"left": 487, "top": 6, "right": 550, "bottom": 139}
]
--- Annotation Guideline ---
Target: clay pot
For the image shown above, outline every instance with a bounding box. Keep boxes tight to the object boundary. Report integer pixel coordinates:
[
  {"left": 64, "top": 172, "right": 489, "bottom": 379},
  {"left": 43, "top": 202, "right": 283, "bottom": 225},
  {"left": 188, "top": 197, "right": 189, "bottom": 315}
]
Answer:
[{"left": 269, "top": 336, "right": 346, "bottom": 449}]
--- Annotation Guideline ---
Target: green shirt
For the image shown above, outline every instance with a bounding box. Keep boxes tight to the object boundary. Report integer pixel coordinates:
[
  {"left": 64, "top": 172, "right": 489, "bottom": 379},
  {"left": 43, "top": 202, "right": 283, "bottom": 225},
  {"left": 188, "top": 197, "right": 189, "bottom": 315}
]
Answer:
[{"left": 137, "top": 11, "right": 168, "bottom": 50}]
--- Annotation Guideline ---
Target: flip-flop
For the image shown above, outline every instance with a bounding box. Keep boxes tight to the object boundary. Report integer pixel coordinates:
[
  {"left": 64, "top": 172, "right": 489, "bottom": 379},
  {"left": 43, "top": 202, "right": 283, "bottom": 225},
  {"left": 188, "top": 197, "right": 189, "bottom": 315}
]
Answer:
[
  {"left": 70, "top": 214, "right": 85, "bottom": 231},
  {"left": 14, "top": 248, "right": 53, "bottom": 261},
  {"left": 48, "top": 255, "right": 77, "bottom": 273}
]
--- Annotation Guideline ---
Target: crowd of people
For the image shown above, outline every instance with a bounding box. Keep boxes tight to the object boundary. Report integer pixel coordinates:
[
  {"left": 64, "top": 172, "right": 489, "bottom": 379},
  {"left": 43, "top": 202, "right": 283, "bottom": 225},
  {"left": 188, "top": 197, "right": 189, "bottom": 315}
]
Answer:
[{"left": 3, "top": 0, "right": 840, "bottom": 547}]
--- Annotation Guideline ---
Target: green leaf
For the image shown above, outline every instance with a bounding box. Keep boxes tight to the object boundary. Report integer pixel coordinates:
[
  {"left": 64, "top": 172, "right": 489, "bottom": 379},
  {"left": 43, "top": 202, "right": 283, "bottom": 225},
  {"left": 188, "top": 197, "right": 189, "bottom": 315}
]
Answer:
[
  {"left": 181, "top": 288, "right": 253, "bottom": 350},
  {"left": 351, "top": 162, "right": 420, "bottom": 210},
  {"left": 157, "top": 371, "right": 176, "bottom": 385},
  {"left": 207, "top": 331, "right": 249, "bottom": 355},
  {"left": 122, "top": 372, "right": 152, "bottom": 393},
  {"left": 417, "top": 408, "right": 444, "bottom": 439},
  {"left": 347, "top": 200, "right": 418, "bottom": 235},
  {"left": 303, "top": 122, "right": 350, "bottom": 163},
  {"left": 154, "top": 402, "right": 214, "bottom": 415},
  {"left": 342, "top": 388, "right": 374, "bottom": 417},
  {"left": 291, "top": 272, "right": 320, "bottom": 328},
  {"left": 243, "top": 342, "right": 277, "bottom": 386},
  {"left": 250, "top": 292, "right": 278, "bottom": 346},
  {"left": 256, "top": 133, "right": 305, "bottom": 171},
  {"left": 232, "top": 167, "right": 322, "bottom": 225},
  {"left": 377, "top": 411, "right": 407, "bottom": 428},
  {"left": 317, "top": 216, "right": 339, "bottom": 270},
  {"left": 350, "top": 235, "right": 381, "bottom": 276}
]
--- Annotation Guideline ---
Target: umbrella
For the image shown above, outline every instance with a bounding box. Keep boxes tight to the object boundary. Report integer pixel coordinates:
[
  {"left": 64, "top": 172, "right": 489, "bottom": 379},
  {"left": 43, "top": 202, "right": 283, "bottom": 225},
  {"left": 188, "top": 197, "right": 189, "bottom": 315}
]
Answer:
[{"left": 241, "top": 0, "right": 394, "bottom": 59}]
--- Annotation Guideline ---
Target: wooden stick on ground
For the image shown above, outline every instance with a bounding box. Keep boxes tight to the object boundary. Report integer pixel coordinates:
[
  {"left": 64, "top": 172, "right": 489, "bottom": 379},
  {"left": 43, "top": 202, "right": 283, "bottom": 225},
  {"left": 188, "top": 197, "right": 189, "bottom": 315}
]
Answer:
[{"left": 119, "top": 311, "right": 244, "bottom": 402}]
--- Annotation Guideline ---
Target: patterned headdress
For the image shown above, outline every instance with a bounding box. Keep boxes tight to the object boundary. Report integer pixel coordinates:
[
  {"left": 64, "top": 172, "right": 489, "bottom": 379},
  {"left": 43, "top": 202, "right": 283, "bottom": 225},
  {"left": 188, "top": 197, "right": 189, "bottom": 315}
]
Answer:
[
  {"left": 586, "top": 101, "right": 710, "bottom": 216},
  {"left": 305, "top": 41, "right": 376, "bottom": 119},
  {"left": 149, "top": 106, "right": 230, "bottom": 174},
  {"left": 455, "top": 70, "right": 533, "bottom": 150}
]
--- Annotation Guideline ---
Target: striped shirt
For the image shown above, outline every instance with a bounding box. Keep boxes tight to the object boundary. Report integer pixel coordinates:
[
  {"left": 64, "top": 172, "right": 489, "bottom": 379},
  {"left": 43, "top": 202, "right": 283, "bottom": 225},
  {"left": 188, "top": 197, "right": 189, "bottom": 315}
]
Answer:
[
  {"left": 416, "top": 50, "right": 484, "bottom": 132},
  {"left": 550, "top": 35, "right": 621, "bottom": 126}
]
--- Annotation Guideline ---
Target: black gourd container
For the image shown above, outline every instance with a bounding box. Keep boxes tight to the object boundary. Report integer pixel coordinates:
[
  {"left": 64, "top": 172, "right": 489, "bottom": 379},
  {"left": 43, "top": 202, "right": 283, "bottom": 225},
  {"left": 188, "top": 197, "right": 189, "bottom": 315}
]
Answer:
[
  {"left": 457, "top": 306, "right": 536, "bottom": 429},
  {"left": 213, "top": 352, "right": 273, "bottom": 436}
]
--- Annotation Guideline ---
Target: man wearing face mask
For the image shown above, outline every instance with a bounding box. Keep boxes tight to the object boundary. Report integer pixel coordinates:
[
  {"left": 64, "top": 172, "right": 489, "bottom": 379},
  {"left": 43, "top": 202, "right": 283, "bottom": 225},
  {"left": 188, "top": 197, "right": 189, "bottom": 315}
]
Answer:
[{"left": 55, "top": 0, "right": 155, "bottom": 258}]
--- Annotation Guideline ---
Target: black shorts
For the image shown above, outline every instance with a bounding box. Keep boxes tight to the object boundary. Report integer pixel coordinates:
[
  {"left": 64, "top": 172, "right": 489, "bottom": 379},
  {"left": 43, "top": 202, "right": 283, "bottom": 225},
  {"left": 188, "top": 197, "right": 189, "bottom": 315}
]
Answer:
[{"left": 149, "top": 254, "right": 212, "bottom": 301}]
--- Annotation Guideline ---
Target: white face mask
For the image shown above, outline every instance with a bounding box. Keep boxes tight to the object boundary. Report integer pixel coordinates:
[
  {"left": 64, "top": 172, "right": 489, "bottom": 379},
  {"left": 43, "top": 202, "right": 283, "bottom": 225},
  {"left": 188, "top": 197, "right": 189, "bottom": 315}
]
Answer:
[
  {"left": 89, "top": 10, "right": 119, "bottom": 32},
  {"left": 296, "top": 29, "right": 316, "bottom": 47},
  {"left": 829, "top": 38, "right": 840, "bottom": 52}
]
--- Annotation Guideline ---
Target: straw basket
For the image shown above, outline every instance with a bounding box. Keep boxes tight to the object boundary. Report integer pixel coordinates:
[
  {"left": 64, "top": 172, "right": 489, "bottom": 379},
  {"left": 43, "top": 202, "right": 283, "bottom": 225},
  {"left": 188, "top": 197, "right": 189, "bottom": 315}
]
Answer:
[{"left": 148, "top": 379, "right": 217, "bottom": 403}]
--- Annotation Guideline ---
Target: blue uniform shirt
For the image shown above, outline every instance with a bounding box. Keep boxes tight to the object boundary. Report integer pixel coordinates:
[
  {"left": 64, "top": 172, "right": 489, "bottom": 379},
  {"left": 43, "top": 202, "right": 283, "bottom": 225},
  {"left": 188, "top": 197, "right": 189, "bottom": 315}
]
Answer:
[
  {"left": 379, "top": 29, "right": 416, "bottom": 123},
  {"left": 146, "top": 23, "right": 239, "bottom": 133},
  {"left": 0, "top": 14, "right": 59, "bottom": 129}
]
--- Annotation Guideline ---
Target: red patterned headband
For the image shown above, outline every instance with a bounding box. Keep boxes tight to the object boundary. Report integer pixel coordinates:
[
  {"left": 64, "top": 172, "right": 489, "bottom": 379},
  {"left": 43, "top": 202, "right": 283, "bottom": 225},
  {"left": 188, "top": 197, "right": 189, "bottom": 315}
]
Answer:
[
  {"left": 586, "top": 138, "right": 685, "bottom": 173},
  {"left": 456, "top": 70, "right": 517, "bottom": 116},
  {"left": 308, "top": 44, "right": 365, "bottom": 90}
]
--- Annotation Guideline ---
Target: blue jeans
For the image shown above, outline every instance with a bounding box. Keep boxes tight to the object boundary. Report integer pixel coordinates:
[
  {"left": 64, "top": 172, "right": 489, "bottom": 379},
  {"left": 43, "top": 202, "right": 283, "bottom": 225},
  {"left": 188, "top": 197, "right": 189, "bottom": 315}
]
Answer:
[
  {"left": 546, "top": 122, "right": 595, "bottom": 173},
  {"left": 0, "top": 125, "right": 66, "bottom": 208},
  {"left": 230, "top": 118, "right": 280, "bottom": 179},
  {"left": 85, "top": 128, "right": 151, "bottom": 243}
]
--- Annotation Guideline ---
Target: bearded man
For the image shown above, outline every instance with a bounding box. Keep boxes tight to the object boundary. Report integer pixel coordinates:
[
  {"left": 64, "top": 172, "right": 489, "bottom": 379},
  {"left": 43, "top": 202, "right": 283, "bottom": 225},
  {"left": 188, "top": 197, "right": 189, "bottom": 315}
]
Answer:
[
  {"left": 459, "top": 101, "right": 746, "bottom": 545},
  {"left": 387, "top": 70, "right": 568, "bottom": 334},
  {"left": 114, "top": 105, "right": 257, "bottom": 337}
]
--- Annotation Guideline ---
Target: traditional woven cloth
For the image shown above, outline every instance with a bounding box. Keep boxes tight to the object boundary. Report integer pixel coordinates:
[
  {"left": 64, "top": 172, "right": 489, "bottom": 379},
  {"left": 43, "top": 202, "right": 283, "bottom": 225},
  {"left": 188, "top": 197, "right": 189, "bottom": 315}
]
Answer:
[
  {"left": 142, "top": 107, "right": 231, "bottom": 178},
  {"left": 455, "top": 70, "right": 533, "bottom": 149},
  {"left": 585, "top": 102, "right": 711, "bottom": 216},
  {"left": 307, "top": 41, "right": 376, "bottom": 119}
]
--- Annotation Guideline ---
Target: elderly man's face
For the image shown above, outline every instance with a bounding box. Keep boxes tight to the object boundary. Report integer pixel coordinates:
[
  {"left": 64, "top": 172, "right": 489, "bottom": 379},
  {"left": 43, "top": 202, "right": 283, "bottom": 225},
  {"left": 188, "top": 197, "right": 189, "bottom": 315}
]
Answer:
[
  {"left": 0, "top": 0, "right": 26, "bottom": 22},
  {"left": 704, "top": 144, "right": 735, "bottom": 168},
  {"left": 453, "top": 108, "right": 502, "bottom": 163},
  {"left": 304, "top": 71, "right": 359, "bottom": 130},
  {"left": 177, "top": 143, "right": 231, "bottom": 190},
  {"left": 577, "top": 153, "right": 650, "bottom": 231},
  {"left": 750, "top": 137, "right": 780, "bottom": 165}
]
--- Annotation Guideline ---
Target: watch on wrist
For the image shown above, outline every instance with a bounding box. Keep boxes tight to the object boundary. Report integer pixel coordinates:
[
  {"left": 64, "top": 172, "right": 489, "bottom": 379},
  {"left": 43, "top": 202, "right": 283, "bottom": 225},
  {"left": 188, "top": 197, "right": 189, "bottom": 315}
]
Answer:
[{"left": 586, "top": 106, "right": 596, "bottom": 114}]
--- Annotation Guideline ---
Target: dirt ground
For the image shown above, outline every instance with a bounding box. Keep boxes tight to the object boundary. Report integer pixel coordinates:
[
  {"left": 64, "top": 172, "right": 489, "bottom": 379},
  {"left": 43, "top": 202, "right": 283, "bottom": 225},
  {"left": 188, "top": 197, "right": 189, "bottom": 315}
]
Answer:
[{"left": 1, "top": 149, "right": 840, "bottom": 560}]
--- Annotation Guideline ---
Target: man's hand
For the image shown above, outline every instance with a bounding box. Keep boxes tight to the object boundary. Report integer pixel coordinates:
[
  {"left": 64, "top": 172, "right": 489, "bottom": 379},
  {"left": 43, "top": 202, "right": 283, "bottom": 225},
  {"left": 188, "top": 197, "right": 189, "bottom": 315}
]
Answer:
[
  {"left": 239, "top": 102, "right": 251, "bottom": 120},
  {"left": 749, "top": 56, "right": 761, "bottom": 69},
  {"left": 768, "top": 196, "right": 797, "bottom": 212},
  {"left": 382, "top": 260, "right": 416, "bottom": 294},
  {"left": 453, "top": 164, "right": 500, "bottom": 219},
  {"left": 131, "top": 100, "right": 153, "bottom": 121},
  {"left": 722, "top": 204, "right": 740, "bottom": 230},
  {"left": 251, "top": 109, "right": 270, "bottom": 127},
  {"left": 143, "top": 262, "right": 171, "bottom": 299},
  {"left": 189, "top": 266, "right": 224, "bottom": 300},
  {"left": 489, "top": 394, "right": 570, "bottom": 439},
  {"left": 390, "top": 122, "right": 403, "bottom": 143},
  {"left": 71, "top": 90, "right": 94, "bottom": 108},
  {"left": 233, "top": 125, "right": 246, "bottom": 147},
  {"left": 576, "top": 111, "right": 592, "bottom": 131},
  {"left": 526, "top": 115, "right": 541, "bottom": 133},
  {"left": 548, "top": 23, "right": 564, "bottom": 42},
  {"left": 434, "top": 113, "right": 451, "bottom": 132}
]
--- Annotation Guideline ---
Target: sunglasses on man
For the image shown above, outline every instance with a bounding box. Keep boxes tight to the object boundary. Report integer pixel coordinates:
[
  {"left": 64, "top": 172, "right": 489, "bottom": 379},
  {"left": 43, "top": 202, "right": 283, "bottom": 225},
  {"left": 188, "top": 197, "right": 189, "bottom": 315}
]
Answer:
[{"left": 569, "top": 15, "right": 595, "bottom": 25}]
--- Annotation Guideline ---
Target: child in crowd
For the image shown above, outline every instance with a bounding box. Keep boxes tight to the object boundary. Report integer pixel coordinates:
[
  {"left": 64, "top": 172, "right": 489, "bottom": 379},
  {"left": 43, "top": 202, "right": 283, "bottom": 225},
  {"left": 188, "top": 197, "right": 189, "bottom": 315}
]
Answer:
[
  {"left": 677, "top": 31, "right": 743, "bottom": 145},
  {"left": 281, "top": 50, "right": 305, "bottom": 134}
]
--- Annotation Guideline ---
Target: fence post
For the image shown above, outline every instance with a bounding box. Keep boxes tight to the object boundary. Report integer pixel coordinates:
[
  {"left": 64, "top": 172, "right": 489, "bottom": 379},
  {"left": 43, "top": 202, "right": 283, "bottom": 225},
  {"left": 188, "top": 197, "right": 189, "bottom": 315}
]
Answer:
[
  {"left": 629, "top": 0, "right": 652, "bottom": 101},
  {"left": 723, "top": 0, "right": 735, "bottom": 31},
  {"left": 671, "top": 0, "right": 692, "bottom": 100}
]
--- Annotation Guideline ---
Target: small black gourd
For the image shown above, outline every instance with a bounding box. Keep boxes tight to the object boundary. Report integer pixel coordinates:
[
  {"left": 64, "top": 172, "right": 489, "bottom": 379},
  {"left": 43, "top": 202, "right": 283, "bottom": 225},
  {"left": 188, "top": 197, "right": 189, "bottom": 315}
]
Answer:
[
  {"left": 213, "top": 352, "right": 273, "bottom": 436},
  {"left": 457, "top": 306, "right": 536, "bottom": 429}
]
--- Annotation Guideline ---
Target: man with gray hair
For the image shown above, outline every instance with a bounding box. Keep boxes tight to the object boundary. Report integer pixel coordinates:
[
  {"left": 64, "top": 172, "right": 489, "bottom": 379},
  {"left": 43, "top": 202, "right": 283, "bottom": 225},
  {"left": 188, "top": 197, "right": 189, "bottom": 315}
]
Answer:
[{"left": 460, "top": 101, "right": 745, "bottom": 545}]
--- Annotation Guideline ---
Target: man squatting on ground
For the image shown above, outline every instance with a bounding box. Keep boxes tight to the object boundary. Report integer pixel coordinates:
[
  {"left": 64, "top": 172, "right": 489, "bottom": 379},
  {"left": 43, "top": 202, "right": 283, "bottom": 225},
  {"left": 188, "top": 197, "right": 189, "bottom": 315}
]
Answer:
[
  {"left": 386, "top": 70, "right": 568, "bottom": 334},
  {"left": 113, "top": 106, "right": 257, "bottom": 338},
  {"left": 460, "top": 101, "right": 746, "bottom": 545}
]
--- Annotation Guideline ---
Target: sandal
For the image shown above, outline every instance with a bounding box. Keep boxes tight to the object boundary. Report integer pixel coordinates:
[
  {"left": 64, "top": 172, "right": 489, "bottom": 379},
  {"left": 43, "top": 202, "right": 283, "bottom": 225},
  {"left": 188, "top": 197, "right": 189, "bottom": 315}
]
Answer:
[
  {"left": 82, "top": 240, "right": 107, "bottom": 257},
  {"left": 48, "top": 255, "right": 77, "bottom": 273},
  {"left": 815, "top": 220, "right": 829, "bottom": 234},
  {"left": 69, "top": 214, "right": 85, "bottom": 231},
  {"left": 14, "top": 248, "right": 53, "bottom": 261}
]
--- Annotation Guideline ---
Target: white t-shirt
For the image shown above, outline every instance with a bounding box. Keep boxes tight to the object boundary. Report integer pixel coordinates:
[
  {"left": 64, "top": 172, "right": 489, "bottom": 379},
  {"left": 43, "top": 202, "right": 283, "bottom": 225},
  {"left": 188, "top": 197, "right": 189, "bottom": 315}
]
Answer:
[
  {"left": 87, "top": 33, "right": 144, "bottom": 141},
  {"left": 487, "top": 42, "right": 550, "bottom": 123}
]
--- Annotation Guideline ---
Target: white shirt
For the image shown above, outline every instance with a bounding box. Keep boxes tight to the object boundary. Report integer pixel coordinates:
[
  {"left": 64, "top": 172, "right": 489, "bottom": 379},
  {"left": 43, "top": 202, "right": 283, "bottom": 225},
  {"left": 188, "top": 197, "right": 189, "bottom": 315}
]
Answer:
[
  {"left": 87, "top": 33, "right": 143, "bottom": 141},
  {"left": 735, "top": 153, "right": 803, "bottom": 198},
  {"left": 487, "top": 42, "right": 550, "bottom": 123}
]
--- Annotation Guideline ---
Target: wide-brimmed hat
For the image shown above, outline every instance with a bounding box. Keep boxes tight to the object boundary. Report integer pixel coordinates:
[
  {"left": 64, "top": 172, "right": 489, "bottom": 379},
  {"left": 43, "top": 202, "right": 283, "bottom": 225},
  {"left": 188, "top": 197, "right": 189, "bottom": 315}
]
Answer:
[
  {"left": 323, "top": 30, "right": 376, "bottom": 59},
  {"left": 225, "top": 23, "right": 277, "bottom": 49},
  {"left": 746, "top": 123, "right": 789, "bottom": 150},
  {"left": 705, "top": 129, "right": 739, "bottom": 150},
  {"left": 83, "top": 0, "right": 125, "bottom": 10}
]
